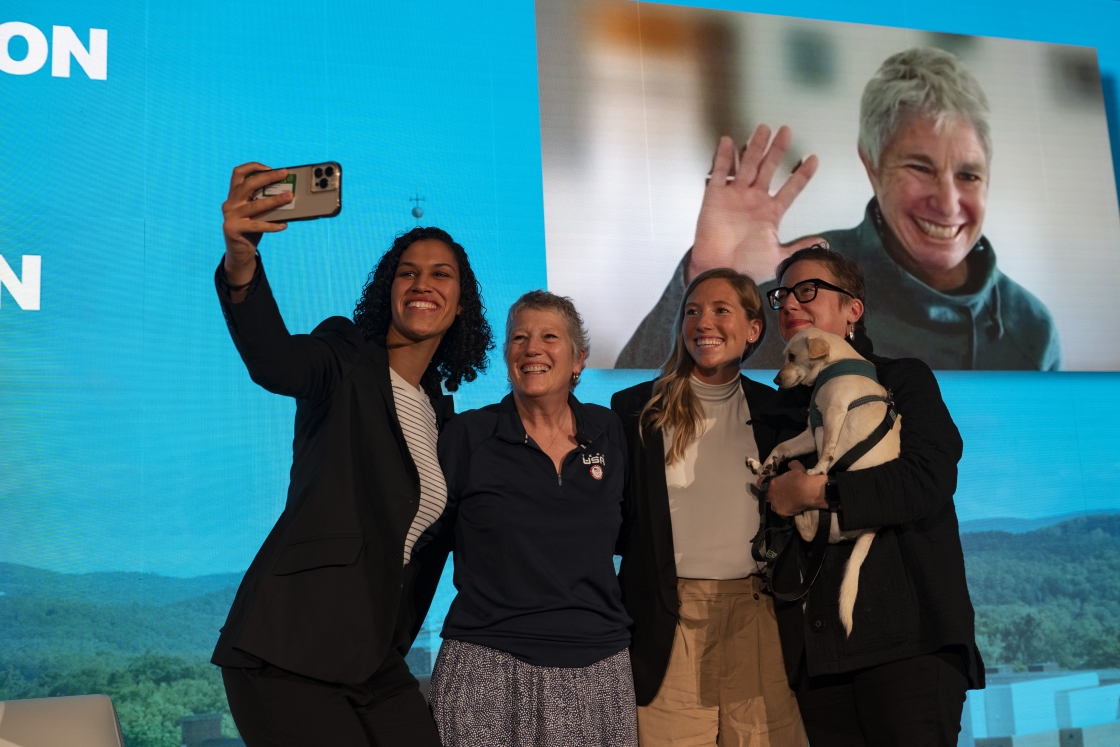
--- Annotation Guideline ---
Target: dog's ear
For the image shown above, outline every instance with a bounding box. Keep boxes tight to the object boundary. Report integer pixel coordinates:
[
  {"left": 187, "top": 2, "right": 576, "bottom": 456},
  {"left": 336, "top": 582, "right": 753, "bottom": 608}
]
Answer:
[{"left": 808, "top": 336, "right": 830, "bottom": 360}]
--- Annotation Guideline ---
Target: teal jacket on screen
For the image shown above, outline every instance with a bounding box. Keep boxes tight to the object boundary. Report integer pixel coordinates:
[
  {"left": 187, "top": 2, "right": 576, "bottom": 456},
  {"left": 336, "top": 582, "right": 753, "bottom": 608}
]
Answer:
[{"left": 616, "top": 200, "right": 1061, "bottom": 371}]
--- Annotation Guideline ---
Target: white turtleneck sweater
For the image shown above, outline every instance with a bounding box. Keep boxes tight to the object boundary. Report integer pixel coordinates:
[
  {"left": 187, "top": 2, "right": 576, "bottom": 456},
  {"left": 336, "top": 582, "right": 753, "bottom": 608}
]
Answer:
[{"left": 663, "top": 375, "right": 762, "bottom": 580}]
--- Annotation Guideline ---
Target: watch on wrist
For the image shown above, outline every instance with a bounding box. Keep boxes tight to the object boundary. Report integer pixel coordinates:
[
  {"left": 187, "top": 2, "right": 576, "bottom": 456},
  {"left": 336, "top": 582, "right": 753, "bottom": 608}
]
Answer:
[{"left": 825, "top": 476, "right": 841, "bottom": 513}]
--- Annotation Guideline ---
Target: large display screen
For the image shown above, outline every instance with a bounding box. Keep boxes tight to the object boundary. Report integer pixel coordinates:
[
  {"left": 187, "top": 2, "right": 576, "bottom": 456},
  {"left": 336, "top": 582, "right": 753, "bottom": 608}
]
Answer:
[
  {"left": 2, "top": 2, "right": 1120, "bottom": 746},
  {"left": 538, "top": 0, "right": 1120, "bottom": 371}
]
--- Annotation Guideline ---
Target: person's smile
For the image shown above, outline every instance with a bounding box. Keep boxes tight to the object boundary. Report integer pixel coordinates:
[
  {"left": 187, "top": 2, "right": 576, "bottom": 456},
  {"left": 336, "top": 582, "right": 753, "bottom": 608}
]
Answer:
[
  {"left": 782, "top": 316, "right": 813, "bottom": 334},
  {"left": 693, "top": 335, "right": 725, "bottom": 349},
  {"left": 389, "top": 238, "right": 462, "bottom": 344},
  {"left": 519, "top": 361, "right": 552, "bottom": 375},
  {"left": 864, "top": 114, "right": 987, "bottom": 290},
  {"left": 912, "top": 216, "right": 965, "bottom": 240}
]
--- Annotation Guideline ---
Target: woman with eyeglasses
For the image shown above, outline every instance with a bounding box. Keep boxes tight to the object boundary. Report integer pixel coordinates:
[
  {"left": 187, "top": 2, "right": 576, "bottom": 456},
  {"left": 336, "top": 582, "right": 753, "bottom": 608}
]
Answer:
[
  {"left": 610, "top": 268, "right": 807, "bottom": 747},
  {"left": 758, "top": 244, "right": 980, "bottom": 747}
]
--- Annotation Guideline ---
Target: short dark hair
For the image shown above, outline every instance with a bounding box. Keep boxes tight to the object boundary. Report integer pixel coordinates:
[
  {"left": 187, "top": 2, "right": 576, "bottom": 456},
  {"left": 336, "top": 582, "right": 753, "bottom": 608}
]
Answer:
[
  {"left": 775, "top": 245, "right": 867, "bottom": 334},
  {"left": 352, "top": 226, "right": 493, "bottom": 393}
]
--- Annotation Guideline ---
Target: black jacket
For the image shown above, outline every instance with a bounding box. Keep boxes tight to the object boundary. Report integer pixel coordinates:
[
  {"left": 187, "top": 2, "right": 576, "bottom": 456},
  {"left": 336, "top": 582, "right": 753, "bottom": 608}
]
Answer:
[
  {"left": 762, "top": 336, "right": 985, "bottom": 689},
  {"left": 211, "top": 260, "right": 452, "bottom": 684},
  {"left": 610, "top": 375, "right": 778, "bottom": 706}
]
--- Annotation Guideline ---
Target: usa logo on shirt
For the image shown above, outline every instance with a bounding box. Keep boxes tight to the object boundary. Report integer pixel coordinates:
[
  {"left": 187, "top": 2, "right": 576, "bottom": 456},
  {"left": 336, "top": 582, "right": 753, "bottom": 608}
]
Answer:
[{"left": 590, "top": 464, "right": 604, "bottom": 480}]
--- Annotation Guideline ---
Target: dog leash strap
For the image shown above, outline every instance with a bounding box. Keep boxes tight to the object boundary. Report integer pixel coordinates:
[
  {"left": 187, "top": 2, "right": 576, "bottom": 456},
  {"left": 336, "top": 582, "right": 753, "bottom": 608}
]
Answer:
[
  {"left": 750, "top": 480, "right": 772, "bottom": 564},
  {"left": 767, "top": 502, "right": 831, "bottom": 602},
  {"left": 754, "top": 475, "right": 831, "bottom": 603}
]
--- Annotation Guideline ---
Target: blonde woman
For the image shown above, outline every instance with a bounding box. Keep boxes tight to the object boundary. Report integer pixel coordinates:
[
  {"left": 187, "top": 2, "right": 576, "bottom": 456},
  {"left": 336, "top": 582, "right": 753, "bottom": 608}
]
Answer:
[{"left": 611, "top": 268, "right": 806, "bottom": 746}]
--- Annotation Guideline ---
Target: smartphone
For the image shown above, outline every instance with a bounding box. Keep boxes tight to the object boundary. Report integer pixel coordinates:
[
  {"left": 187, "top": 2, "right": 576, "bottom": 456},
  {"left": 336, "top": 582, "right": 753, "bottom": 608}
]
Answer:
[{"left": 250, "top": 162, "right": 342, "bottom": 222}]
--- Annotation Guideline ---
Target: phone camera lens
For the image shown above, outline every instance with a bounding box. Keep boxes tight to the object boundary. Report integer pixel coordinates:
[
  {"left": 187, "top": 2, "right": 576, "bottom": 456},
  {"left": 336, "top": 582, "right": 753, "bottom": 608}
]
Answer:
[
  {"left": 318, "top": 178, "right": 329, "bottom": 189},
  {"left": 314, "top": 167, "right": 324, "bottom": 178},
  {"left": 324, "top": 166, "right": 335, "bottom": 177}
]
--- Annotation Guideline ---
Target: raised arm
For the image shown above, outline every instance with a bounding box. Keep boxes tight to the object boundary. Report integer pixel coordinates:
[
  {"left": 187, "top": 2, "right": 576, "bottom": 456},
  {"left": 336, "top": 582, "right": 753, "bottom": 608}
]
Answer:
[
  {"left": 836, "top": 359, "right": 963, "bottom": 530},
  {"left": 614, "top": 258, "right": 686, "bottom": 368},
  {"left": 689, "top": 126, "right": 823, "bottom": 284},
  {"left": 617, "top": 126, "right": 822, "bottom": 369},
  {"left": 222, "top": 162, "right": 292, "bottom": 297},
  {"left": 216, "top": 162, "right": 357, "bottom": 402}
]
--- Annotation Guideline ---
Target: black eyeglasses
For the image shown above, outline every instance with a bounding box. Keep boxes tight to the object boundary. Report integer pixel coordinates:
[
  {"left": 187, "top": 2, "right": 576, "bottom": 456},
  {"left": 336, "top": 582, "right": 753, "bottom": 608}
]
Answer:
[{"left": 766, "top": 279, "right": 855, "bottom": 310}]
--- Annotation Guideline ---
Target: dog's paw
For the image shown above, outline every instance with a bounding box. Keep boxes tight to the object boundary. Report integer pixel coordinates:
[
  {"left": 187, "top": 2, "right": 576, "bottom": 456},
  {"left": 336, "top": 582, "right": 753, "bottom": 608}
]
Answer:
[
  {"left": 795, "top": 510, "right": 819, "bottom": 542},
  {"left": 745, "top": 457, "right": 763, "bottom": 475},
  {"left": 806, "top": 455, "right": 834, "bottom": 476}
]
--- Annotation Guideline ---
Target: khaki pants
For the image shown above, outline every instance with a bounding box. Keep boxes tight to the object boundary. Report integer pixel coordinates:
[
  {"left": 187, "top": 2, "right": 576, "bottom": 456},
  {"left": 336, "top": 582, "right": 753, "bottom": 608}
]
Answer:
[{"left": 637, "top": 577, "right": 807, "bottom": 747}]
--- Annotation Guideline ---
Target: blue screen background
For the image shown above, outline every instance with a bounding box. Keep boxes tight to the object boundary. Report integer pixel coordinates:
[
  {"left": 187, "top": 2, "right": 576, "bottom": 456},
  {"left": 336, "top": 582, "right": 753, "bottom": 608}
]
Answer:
[
  {"left": 1, "top": 1, "right": 1119, "bottom": 744},
  {"left": 1, "top": 0, "right": 1116, "bottom": 574}
]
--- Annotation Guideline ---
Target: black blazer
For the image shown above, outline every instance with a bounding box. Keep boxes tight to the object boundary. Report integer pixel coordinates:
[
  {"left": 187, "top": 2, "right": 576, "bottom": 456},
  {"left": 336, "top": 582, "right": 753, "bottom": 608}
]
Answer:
[
  {"left": 211, "top": 261, "right": 453, "bottom": 684},
  {"left": 611, "top": 375, "right": 777, "bottom": 706},
  {"left": 762, "top": 342, "right": 984, "bottom": 690}
]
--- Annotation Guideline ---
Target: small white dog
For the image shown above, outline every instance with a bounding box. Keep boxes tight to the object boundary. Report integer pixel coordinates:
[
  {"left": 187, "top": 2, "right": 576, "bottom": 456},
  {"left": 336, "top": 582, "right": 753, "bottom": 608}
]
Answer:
[{"left": 748, "top": 328, "right": 901, "bottom": 635}]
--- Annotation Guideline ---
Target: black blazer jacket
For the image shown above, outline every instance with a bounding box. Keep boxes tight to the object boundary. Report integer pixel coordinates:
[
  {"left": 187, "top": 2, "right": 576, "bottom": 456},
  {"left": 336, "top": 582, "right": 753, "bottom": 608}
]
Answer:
[
  {"left": 762, "top": 338, "right": 984, "bottom": 690},
  {"left": 611, "top": 375, "right": 777, "bottom": 706},
  {"left": 211, "top": 261, "right": 453, "bottom": 684}
]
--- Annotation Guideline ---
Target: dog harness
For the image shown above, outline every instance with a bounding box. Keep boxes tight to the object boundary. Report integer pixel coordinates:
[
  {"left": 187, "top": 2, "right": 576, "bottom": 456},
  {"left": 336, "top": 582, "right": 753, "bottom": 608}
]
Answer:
[
  {"left": 752, "top": 358, "right": 898, "bottom": 604},
  {"left": 808, "top": 359, "right": 887, "bottom": 429}
]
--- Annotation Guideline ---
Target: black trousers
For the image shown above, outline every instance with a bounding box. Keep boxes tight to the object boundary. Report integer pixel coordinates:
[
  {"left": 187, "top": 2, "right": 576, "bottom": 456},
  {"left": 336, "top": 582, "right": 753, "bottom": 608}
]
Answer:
[
  {"left": 795, "top": 652, "right": 969, "bottom": 747},
  {"left": 222, "top": 649, "right": 440, "bottom": 747}
]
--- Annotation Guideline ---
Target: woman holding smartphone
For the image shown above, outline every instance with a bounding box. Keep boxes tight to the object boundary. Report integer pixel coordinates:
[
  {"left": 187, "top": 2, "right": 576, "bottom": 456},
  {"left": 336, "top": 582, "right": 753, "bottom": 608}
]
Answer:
[
  {"left": 611, "top": 268, "right": 806, "bottom": 746},
  {"left": 213, "top": 163, "right": 493, "bottom": 747}
]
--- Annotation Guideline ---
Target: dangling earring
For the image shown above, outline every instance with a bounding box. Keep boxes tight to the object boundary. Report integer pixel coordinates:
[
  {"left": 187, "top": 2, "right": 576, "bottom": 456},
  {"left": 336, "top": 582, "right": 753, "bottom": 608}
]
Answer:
[{"left": 847, "top": 325, "right": 855, "bottom": 341}]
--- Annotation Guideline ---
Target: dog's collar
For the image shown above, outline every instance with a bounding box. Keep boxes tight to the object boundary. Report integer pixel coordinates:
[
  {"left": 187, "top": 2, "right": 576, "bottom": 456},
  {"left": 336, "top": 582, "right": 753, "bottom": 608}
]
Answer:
[{"left": 808, "top": 359, "right": 880, "bottom": 429}]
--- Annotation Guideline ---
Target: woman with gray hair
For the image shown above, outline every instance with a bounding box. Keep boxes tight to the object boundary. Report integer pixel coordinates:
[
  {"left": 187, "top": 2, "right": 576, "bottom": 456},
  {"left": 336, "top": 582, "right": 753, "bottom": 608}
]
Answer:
[
  {"left": 618, "top": 46, "right": 1059, "bottom": 371},
  {"left": 418, "top": 290, "right": 637, "bottom": 746}
]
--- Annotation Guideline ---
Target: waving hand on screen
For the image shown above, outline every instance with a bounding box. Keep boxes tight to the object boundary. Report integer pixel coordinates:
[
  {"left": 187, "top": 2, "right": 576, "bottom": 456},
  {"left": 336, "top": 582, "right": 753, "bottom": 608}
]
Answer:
[{"left": 689, "top": 125, "right": 824, "bottom": 284}]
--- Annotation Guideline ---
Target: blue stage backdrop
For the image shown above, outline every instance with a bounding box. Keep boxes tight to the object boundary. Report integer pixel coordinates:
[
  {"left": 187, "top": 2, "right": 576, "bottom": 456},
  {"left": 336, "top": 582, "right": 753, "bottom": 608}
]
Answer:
[{"left": 1, "top": 2, "right": 1119, "bottom": 746}]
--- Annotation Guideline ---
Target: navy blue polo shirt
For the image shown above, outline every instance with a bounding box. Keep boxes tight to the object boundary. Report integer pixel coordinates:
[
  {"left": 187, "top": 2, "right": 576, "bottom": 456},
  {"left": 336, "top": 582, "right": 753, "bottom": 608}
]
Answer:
[{"left": 434, "top": 393, "right": 633, "bottom": 668}]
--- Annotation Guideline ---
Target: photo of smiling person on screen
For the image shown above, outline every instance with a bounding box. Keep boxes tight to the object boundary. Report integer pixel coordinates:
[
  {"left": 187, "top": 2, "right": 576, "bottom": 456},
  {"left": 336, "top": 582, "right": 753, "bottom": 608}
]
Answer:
[{"left": 616, "top": 47, "right": 1061, "bottom": 371}]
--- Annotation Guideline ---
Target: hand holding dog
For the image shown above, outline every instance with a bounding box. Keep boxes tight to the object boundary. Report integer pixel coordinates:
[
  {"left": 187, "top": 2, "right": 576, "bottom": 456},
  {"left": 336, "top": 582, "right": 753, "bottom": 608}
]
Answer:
[{"left": 764, "top": 460, "right": 828, "bottom": 518}]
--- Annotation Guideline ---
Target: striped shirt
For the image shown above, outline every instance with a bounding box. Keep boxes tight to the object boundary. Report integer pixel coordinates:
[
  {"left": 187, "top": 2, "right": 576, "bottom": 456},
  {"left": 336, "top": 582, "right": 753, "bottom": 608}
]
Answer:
[{"left": 390, "top": 367, "right": 448, "bottom": 565}]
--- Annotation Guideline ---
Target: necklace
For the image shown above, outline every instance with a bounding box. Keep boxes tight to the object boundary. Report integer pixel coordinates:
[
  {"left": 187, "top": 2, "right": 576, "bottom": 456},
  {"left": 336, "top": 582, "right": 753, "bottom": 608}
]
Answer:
[{"left": 539, "top": 407, "right": 573, "bottom": 452}]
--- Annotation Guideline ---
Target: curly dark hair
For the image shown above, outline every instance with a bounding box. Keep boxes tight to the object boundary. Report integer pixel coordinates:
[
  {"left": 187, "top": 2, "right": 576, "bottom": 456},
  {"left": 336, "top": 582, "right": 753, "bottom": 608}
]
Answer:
[{"left": 352, "top": 226, "right": 493, "bottom": 393}]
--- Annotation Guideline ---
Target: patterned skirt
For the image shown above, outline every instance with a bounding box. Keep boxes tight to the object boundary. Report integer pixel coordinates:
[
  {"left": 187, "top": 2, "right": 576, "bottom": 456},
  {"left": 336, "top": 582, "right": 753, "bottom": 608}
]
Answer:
[{"left": 428, "top": 638, "right": 638, "bottom": 747}]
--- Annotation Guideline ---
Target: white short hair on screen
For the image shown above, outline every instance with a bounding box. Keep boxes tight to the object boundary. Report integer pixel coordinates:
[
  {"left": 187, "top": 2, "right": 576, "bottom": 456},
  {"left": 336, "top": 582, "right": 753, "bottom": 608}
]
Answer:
[{"left": 859, "top": 47, "right": 992, "bottom": 169}]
